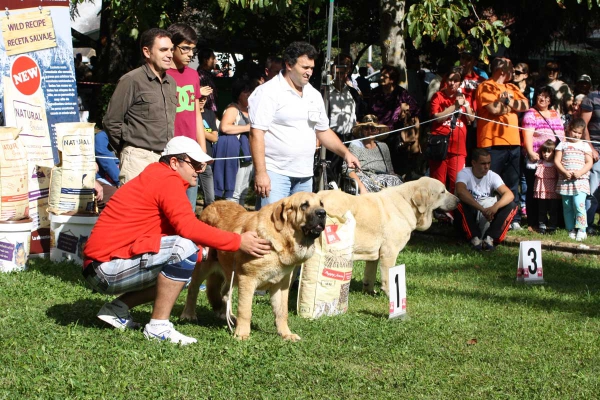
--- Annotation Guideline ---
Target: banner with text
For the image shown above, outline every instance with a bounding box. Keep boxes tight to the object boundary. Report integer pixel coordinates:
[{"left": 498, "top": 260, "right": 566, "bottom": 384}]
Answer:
[{"left": 1, "top": 0, "right": 80, "bottom": 255}]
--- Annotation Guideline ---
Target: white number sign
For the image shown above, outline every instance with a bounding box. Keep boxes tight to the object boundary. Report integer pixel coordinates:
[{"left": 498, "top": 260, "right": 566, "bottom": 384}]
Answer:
[
  {"left": 517, "top": 241, "right": 544, "bottom": 284},
  {"left": 389, "top": 264, "right": 407, "bottom": 319}
]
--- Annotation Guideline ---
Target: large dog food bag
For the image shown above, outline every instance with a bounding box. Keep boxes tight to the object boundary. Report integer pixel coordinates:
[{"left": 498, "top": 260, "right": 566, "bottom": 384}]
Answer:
[
  {"left": 0, "top": 127, "right": 29, "bottom": 221},
  {"left": 47, "top": 122, "right": 96, "bottom": 215},
  {"left": 298, "top": 211, "right": 355, "bottom": 319}
]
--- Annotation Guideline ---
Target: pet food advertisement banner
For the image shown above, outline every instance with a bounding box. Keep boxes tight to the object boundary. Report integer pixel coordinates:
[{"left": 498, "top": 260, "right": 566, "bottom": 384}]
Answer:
[
  {"left": 1, "top": 0, "right": 80, "bottom": 254},
  {"left": 0, "top": 127, "right": 29, "bottom": 221},
  {"left": 298, "top": 211, "right": 355, "bottom": 319},
  {"left": 47, "top": 122, "right": 96, "bottom": 215}
]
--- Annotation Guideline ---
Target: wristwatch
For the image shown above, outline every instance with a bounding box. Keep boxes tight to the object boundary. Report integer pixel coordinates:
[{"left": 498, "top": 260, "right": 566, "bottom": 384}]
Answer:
[{"left": 502, "top": 97, "right": 510, "bottom": 106}]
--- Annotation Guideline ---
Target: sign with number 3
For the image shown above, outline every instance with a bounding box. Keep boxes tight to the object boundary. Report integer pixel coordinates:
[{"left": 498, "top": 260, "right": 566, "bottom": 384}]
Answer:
[
  {"left": 389, "top": 265, "right": 407, "bottom": 319},
  {"left": 517, "top": 241, "right": 544, "bottom": 284}
]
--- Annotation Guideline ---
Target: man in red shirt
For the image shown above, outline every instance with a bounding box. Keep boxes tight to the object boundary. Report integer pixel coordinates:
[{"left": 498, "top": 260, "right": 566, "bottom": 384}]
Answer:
[{"left": 83, "top": 136, "right": 270, "bottom": 345}]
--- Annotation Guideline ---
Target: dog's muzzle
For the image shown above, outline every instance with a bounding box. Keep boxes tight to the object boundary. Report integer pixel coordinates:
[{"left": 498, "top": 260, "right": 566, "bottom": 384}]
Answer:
[{"left": 302, "top": 208, "right": 327, "bottom": 239}]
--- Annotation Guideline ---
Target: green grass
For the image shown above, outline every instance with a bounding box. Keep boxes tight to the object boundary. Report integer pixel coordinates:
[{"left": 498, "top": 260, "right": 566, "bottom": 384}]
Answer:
[{"left": 1, "top": 233, "right": 599, "bottom": 399}]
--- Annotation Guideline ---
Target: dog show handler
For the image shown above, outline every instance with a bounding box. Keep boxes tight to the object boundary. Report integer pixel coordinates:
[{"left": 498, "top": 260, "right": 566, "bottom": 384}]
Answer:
[{"left": 83, "top": 136, "right": 270, "bottom": 345}]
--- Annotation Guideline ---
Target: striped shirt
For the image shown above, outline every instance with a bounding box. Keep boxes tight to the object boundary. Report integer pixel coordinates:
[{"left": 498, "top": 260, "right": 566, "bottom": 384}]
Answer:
[{"left": 555, "top": 140, "right": 591, "bottom": 195}]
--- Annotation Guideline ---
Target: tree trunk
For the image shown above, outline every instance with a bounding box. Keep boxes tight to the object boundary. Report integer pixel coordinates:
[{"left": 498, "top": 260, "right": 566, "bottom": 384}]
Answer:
[{"left": 380, "top": 0, "right": 407, "bottom": 87}]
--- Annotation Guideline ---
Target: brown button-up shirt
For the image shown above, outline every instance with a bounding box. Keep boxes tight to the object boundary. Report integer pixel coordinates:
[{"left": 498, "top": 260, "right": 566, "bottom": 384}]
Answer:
[{"left": 103, "top": 63, "right": 177, "bottom": 153}]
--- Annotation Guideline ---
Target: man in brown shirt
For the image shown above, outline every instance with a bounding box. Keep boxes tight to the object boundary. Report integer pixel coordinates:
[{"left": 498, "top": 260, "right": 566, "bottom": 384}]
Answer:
[{"left": 103, "top": 28, "right": 178, "bottom": 184}]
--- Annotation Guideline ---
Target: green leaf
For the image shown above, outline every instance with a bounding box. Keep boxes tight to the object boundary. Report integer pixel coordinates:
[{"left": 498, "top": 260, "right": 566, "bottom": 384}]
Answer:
[{"left": 414, "top": 34, "right": 422, "bottom": 48}]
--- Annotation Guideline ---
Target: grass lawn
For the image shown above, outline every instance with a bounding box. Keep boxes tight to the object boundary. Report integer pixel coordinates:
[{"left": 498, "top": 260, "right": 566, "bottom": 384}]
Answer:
[{"left": 1, "top": 231, "right": 599, "bottom": 399}]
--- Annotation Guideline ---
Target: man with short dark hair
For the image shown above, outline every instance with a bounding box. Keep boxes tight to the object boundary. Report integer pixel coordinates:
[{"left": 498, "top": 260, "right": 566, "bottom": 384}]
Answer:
[
  {"left": 103, "top": 28, "right": 178, "bottom": 184},
  {"left": 83, "top": 136, "right": 270, "bottom": 345},
  {"left": 475, "top": 57, "right": 529, "bottom": 230},
  {"left": 454, "top": 148, "right": 518, "bottom": 251},
  {"left": 166, "top": 23, "right": 206, "bottom": 212},
  {"left": 249, "top": 41, "right": 360, "bottom": 209}
]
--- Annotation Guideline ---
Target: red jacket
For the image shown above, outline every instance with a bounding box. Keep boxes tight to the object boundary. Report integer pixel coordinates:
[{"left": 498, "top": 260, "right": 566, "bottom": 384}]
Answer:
[{"left": 84, "top": 162, "right": 241, "bottom": 262}]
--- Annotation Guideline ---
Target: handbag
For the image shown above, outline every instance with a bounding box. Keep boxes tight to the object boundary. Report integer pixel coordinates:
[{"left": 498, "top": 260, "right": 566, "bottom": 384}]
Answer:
[
  {"left": 425, "top": 111, "right": 458, "bottom": 161},
  {"left": 425, "top": 134, "right": 450, "bottom": 161}
]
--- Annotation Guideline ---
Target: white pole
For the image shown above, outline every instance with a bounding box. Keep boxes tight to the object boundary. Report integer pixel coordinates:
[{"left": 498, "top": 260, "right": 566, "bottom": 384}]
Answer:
[
  {"left": 318, "top": 0, "right": 335, "bottom": 191},
  {"left": 368, "top": 45, "right": 372, "bottom": 63}
]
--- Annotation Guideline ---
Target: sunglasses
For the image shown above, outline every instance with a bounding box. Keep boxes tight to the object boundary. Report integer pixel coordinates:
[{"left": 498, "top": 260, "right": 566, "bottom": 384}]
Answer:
[
  {"left": 513, "top": 71, "right": 525, "bottom": 76},
  {"left": 547, "top": 67, "right": 559, "bottom": 72},
  {"left": 178, "top": 158, "right": 205, "bottom": 171}
]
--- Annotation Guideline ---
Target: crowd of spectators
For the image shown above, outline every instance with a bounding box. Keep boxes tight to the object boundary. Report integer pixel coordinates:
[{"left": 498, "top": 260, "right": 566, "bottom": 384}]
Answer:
[{"left": 91, "top": 30, "right": 600, "bottom": 252}]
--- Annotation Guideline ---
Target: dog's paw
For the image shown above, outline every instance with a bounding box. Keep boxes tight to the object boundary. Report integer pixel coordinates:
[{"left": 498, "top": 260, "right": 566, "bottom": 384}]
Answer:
[
  {"left": 282, "top": 333, "right": 301, "bottom": 342},
  {"left": 179, "top": 309, "right": 198, "bottom": 321},
  {"left": 234, "top": 331, "right": 250, "bottom": 341}
]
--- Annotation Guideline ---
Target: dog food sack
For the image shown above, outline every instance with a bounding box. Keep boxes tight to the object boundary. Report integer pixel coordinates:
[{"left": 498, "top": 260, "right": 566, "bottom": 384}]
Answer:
[
  {"left": 298, "top": 210, "right": 355, "bottom": 319},
  {"left": 0, "top": 127, "right": 29, "bottom": 221},
  {"left": 47, "top": 123, "right": 96, "bottom": 215}
]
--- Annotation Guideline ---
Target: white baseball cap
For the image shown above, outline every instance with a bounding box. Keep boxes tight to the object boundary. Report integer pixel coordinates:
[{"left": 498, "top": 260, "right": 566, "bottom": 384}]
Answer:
[{"left": 162, "top": 136, "right": 212, "bottom": 163}]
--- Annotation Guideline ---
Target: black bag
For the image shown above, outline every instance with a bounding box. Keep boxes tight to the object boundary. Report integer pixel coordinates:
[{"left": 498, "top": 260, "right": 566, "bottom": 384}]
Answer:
[{"left": 425, "top": 134, "right": 450, "bottom": 161}]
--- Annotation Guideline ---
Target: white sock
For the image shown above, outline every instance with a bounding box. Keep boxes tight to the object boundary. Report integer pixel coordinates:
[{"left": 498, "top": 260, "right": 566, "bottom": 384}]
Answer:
[
  {"left": 148, "top": 319, "right": 170, "bottom": 326},
  {"left": 111, "top": 299, "right": 129, "bottom": 310}
]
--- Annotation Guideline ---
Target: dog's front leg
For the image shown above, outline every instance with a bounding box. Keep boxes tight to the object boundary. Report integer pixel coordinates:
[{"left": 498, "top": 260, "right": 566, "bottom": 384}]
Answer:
[
  {"left": 234, "top": 274, "right": 255, "bottom": 340},
  {"left": 270, "top": 272, "right": 300, "bottom": 341},
  {"left": 378, "top": 255, "right": 398, "bottom": 296},
  {"left": 362, "top": 260, "right": 379, "bottom": 295}
]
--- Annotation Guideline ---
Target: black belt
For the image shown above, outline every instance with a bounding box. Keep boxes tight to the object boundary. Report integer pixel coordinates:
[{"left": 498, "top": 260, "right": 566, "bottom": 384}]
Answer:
[{"left": 82, "top": 260, "right": 102, "bottom": 278}]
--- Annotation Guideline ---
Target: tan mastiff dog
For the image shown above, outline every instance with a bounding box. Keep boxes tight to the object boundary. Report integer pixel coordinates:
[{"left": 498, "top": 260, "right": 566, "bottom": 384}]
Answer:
[
  {"left": 181, "top": 192, "right": 326, "bottom": 341},
  {"left": 319, "top": 177, "right": 459, "bottom": 295}
]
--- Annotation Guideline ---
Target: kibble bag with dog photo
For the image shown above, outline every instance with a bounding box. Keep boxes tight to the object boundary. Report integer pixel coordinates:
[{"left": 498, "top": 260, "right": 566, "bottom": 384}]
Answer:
[{"left": 297, "top": 210, "right": 355, "bottom": 319}]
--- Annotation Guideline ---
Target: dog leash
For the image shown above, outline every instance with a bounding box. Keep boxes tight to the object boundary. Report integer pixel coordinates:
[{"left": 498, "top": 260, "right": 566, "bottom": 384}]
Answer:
[{"left": 225, "top": 261, "right": 236, "bottom": 333}]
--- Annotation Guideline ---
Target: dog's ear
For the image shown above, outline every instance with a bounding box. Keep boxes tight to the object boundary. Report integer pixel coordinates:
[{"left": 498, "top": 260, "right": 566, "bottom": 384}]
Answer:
[
  {"left": 411, "top": 186, "right": 431, "bottom": 215},
  {"left": 272, "top": 199, "right": 289, "bottom": 232}
]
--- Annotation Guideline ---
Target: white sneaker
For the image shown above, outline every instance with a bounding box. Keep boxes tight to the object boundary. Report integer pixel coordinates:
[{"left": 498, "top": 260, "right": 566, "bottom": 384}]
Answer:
[
  {"left": 143, "top": 322, "right": 197, "bottom": 345},
  {"left": 568, "top": 230, "right": 577, "bottom": 240},
  {"left": 576, "top": 230, "right": 587, "bottom": 242},
  {"left": 97, "top": 302, "right": 141, "bottom": 330},
  {"left": 470, "top": 236, "right": 482, "bottom": 251},
  {"left": 510, "top": 222, "right": 522, "bottom": 231}
]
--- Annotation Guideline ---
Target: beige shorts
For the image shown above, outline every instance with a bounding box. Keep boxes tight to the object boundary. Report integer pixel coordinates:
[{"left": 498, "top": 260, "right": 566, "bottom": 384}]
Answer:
[{"left": 119, "top": 145, "right": 161, "bottom": 185}]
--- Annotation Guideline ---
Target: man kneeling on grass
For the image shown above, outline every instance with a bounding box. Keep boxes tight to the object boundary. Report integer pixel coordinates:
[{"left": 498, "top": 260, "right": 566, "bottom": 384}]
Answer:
[
  {"left": 83, "top": 136, "right": 270, "bottom": 345},
  {"left": 454, "top": 148, "right": 519, "bottom": 251}
]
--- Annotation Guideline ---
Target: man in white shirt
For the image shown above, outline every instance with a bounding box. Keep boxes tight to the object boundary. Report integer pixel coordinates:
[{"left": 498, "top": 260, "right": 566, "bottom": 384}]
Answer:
[
  {"left": 249, "top": 42, "right": 360, "bottom": 209},
  {"left": 454, "top": 148, "right": 518, "bottom": 251}
]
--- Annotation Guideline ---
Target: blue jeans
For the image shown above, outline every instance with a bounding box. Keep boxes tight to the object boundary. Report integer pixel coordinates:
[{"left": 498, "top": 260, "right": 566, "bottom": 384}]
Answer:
[
  {"left": 186, "top": 179, "right": 199, "bottom": 212},
  {"left": 198, "top": 164, "right": 215, "bottom": 207},
  {"left": 256, "top": 170, "right": 312, "bottom": 210},
  {"left": 486, "top": 146, "right": 521, "bottom": 223},
  {"left": 586, "top": 156, "right": 600, "bottom": 227}
]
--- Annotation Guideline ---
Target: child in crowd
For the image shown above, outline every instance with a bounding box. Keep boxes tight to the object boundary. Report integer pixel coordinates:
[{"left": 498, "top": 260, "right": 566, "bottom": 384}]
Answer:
[
  {"left": 534, "top": 139, "right": 561, "bottom": 234},
  {"left": 554, "top": 118, "right": 593, "bottom": 241}
]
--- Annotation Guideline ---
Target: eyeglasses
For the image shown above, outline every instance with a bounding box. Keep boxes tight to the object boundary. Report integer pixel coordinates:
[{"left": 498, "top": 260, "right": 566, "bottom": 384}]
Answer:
[
  {"left": 513, "top": 71, "right": 525, "bottom": 76},
  {"left": 178, "top": 158, "right": 205, "bottom": 171},
  {"left": 546, "top": 67, "right": 559, "bottom": 72},
  {"left": 176, "top": 45, "right": 198, "bottom": 55}
]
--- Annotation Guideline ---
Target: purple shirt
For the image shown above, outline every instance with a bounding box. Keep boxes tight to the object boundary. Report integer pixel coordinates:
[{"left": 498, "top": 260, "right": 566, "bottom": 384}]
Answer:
[{"left": 368, "top": 86, "right": 420, "bottom": 129}]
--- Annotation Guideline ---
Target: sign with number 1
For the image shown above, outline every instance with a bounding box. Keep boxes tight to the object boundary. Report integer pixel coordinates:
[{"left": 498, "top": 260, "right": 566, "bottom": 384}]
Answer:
[
  {"left": 517, "top": 241, "right": 544, "bottom": 284},
  {"left": 389, "top": 265, "right": 407, "bottom": 319}
]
